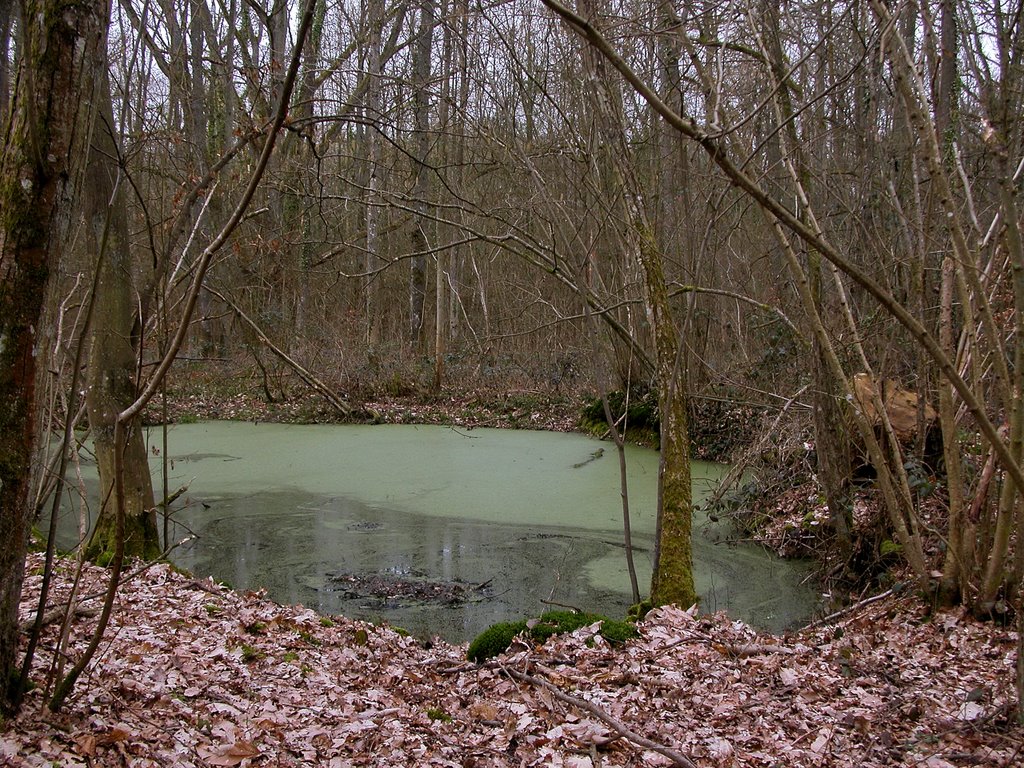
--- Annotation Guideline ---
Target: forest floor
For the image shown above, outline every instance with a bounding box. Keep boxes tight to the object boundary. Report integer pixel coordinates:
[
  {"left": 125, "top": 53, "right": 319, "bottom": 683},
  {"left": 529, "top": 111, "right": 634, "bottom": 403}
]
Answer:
[
  {"left": 4, "top": 553, "right": 1022, "bottom": 767},
  {"left": 8, "top": 371, "right": 1022, "bottom": 764}
]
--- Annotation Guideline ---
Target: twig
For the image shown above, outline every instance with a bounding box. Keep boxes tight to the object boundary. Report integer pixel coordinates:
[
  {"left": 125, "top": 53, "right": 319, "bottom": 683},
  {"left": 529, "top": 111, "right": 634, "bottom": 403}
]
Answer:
[
  {"left": 19, "top": 605, "right": 100, "bottom": 632},
  {"left": 158, "top": 484, "right": 189, "bottom": 508},
  {"left": 714, "top": 642, "right": 795, "bottom": 658},
  {"left": 205, "top": 284, "right": 353, "bottom": 417},
  {"left": 802, "top": 583, "right": 905, "bottom": 632},
  {"left": 501, "top": 665, "right": 699, "bottom": 768},
  {"left": 187, "top": 577, "right": 227, "bottom": 597},
  {"left": 702, "top": 384, "right": 809, "bottom": 512},
  {"left": 111, "top": 535, "right": 196, "bottom": 589},
  {"left": 539, "top": 599, "right": 584, "bottom": 613}
]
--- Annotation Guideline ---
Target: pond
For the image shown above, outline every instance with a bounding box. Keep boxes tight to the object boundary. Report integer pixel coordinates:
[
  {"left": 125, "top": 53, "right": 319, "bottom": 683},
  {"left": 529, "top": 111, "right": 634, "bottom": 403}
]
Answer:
[{"left": 56, "top": 422, "right": 818, "bottom": 643}]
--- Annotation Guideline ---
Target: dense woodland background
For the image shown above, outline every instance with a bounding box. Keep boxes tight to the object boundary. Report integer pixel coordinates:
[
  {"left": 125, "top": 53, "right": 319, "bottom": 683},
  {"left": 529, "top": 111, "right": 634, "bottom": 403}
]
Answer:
[{"left": 1, "top": 0, "right": 1023, "bottom": 715}]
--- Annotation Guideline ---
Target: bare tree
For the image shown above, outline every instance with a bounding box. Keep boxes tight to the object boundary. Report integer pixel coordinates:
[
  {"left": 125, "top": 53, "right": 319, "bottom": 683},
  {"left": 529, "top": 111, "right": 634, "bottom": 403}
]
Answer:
[
  {"left": 82, "top": 65, "right": 161, "bottom": 564},
  {"left": 539, "top": 0, "right": 1024, "bottom": 611},
  {"left": 405, "top": 0, "right": 437, "bottom": 351},
  {"left": 0, "top": 0, "right": 108, "bottom": 712},
  {"left": 576, "top": 0, "right": 695, "bottom": 608}
]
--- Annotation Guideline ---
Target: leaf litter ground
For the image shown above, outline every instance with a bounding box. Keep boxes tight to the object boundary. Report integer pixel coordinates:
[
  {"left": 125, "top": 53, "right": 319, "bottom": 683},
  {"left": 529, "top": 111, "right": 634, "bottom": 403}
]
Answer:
[{"left": 4, "top": 554, "right": 1022, "bottom": 766}]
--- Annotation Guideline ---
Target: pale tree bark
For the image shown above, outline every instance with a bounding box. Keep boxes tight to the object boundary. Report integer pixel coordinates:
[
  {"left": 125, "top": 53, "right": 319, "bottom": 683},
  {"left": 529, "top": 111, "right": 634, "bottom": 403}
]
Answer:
[
  {"left": 754, "top": 0, "right": 853, "bottom": 556},
  {"left": 364, "top": 0, "right": 384, "bottom": 345},
  {"left": 409, "top": 0, "right": 436, "bottom": 349},
  {"left": 432, "top": 0, "right": 455, "bottom": 392},
  {"left": 938, "top": 248, "right": 967, "bottom": 602},
  {"left": 654, "top": 1, "right": 702, "bottom": 387},
  {"left": 268, "top": 0, "right": 289, "bottom": 114},
  {"left": 186, "top": 0, "right": 215, "bottom": 356},
  {"left": 0, "top": 0, "right": 106, "bottom": 712},
  {"left": 433, "top": 235, "right": 445, "bottom": 390},
  {"left": 428, "top": 0, "right": 480, "bottom": 379},
  {"left": 156, "top": 0, "right": 187, "bottom": 131},
  {"left": 266, "top": 0, "right": 290, "bottom": 304},
  {"left": 289, "top": 0, "right": 327, "bottom": 342},
  {"left": 933, "top": 0, "right": 966, "bottom": 605},
  {"left": 0, "top": 2, "right": 14, "bottom": 123},
  {"left": 83, "top": 66, "right": 161, "bottom": 564}
]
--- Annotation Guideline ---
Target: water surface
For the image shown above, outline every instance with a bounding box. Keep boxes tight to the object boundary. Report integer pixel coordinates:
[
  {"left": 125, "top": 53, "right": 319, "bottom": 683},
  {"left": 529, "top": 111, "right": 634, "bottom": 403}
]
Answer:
[{"left": 58, "top": 422, "right": 816, "bottom": 642}]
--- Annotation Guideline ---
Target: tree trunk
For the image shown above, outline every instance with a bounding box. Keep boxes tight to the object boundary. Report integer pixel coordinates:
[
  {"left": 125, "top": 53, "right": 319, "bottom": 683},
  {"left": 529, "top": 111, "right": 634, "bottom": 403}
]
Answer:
[
  {"left": 409, "top": 0, "right": 436, "bottom": 349},
  {"left": 577, "top": 0, "right": 696, "bottom": 609},
  {"left": 364, "top": 0, "right": 383, "bottom": 346},
  {"left": 933, "top": 0, "right": 964, "bottom": 604},
  {"left": 0, "top": 2, "right": 14, "bottom": 123},
  {"left": 644, "top": 228, "right": 696, "bottom": 609},
  {"left": 289, "top": 0, "right": 327, "bottom": 345},
  {"left": 83, "top": 66, "right": 160, "bottom": 564},
  {"left": 0, "top": 0, "right": 107, "bottom": 712},
  {"left": 937, "top": 252, "right": 966, "bottom": 603}
]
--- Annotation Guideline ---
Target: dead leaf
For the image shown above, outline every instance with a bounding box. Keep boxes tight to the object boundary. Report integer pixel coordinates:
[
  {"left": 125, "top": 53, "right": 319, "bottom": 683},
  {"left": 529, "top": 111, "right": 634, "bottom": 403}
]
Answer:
[
  {"left": 96, "top": 726, "right": 131, "bottom": 745},
  {"left": 198, "top": 740, "right": 260, "bottom": 766},
  {"left": 468, "top": 702, "right": 501, "bottom": 722},
  {"left": 73, "top": 733, "right": 97, "bottom": 756}
]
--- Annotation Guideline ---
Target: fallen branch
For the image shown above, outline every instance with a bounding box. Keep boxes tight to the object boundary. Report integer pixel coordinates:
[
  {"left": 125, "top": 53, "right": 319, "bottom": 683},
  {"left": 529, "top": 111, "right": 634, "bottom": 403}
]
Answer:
[
  {"left": 19, "top": 604, "right": 99, "bottom": 632},
  {"left": 188, "top": 577, "right": 227, "bottom": 597},
  {"left": 501, "top": 665, "right": 699, "bottom": 768},
  {"left": 713, "top": 642, "right": 795, "bottom": 658},
  {"left": 702, "top": 384, "right": 809, "bottom": 513},
  {"left": 158, "top": 484, "right": 189, "bottom": 508},
  {"left": 205, "top": 284, "right": 353, "bottom": 417},
  {"left": 802, "top": 583, "right": 905, "bottom": 632}
]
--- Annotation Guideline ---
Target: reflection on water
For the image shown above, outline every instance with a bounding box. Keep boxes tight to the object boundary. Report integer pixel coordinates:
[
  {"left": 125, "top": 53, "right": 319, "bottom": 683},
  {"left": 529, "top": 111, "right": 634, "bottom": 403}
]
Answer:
[{"left": 56, "top": 422, "right": 817, "bottom": 642}]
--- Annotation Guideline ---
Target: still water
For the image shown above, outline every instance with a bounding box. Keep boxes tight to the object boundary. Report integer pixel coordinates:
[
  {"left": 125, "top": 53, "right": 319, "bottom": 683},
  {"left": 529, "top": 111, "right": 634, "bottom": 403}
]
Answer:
[{"left": 58, "top": 422, "right": 817, "bottom": 642}]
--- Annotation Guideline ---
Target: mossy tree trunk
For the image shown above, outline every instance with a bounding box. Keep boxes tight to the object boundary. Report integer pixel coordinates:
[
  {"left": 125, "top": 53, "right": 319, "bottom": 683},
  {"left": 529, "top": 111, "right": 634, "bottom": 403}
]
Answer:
[
  {"left": 642, "top": 228, "right": 696, "bottom": 609},
  {"left": 83, "top": 66, "right": 160, "bottom": 564},
  {"left": 577, "top": 0, "right": 696, "bottom": 610},
  {"left": 0, "top": 0, "right": 107, "bottom": 712}
]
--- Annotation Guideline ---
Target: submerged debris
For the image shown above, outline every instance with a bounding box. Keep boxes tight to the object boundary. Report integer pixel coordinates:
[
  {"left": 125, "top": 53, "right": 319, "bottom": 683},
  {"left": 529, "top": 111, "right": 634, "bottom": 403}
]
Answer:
[{"left": 325, "top": 570, "right": 491, "bottom": 606}]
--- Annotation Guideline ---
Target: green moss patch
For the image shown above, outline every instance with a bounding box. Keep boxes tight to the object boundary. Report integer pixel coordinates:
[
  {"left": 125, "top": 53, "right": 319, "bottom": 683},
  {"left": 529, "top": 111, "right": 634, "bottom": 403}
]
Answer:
[
  {"left": 467, "top": 620, "right": 528, "bottom": 662},
  {"left": 467, "top": 611, "right": 637, "bottom": 662},
  {"left": 579, "top": 389, "right": 659, "bottom": 445}
]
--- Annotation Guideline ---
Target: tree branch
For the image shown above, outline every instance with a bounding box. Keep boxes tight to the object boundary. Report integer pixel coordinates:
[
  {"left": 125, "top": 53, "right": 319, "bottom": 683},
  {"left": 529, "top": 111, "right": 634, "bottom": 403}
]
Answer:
[
  {"left": 120, "top": 0, "right": 320, "bottom": 425},
  {"left": 501, "top": 665, "right": 698, "bottom": 768},
  {"left": 205, "top": 284, "right": 353, "bottom": 417},
  {"left": 538, "top": 0, "right": 1024, "bottom": 500}
]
